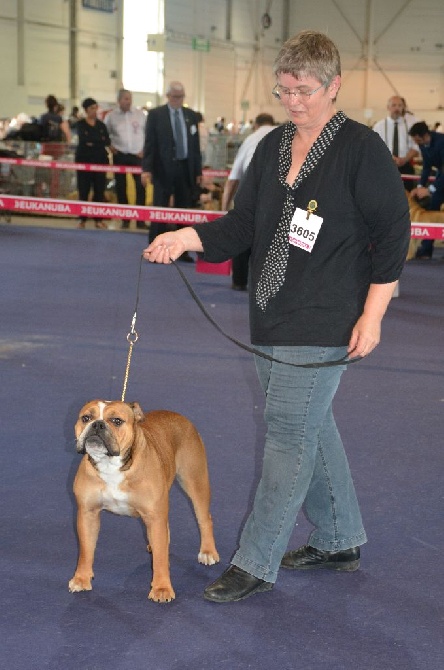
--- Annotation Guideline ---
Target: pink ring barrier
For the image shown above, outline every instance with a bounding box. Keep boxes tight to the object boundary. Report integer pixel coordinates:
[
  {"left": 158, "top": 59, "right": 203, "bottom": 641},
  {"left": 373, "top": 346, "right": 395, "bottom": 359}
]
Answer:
[
  {"left": 0, "top": 194, "right": 442, "bottom": 239},
  {"left": 0, "top": 155, "right": 229, "bottom": 179},
  {"left": 0, "top": 194, "right": 226, "bottom": 224}
]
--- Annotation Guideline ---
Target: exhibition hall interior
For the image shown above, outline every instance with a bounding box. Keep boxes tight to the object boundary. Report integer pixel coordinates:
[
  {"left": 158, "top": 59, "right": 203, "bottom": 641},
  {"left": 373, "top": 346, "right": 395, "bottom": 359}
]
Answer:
[{"left": 0, "top": 2, "right": 443, "bottom": 669}]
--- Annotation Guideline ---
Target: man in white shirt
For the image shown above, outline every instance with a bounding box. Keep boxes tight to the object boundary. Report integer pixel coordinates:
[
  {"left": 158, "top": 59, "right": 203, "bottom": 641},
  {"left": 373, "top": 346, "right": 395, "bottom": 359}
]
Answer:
[
  {"left": 373, "top": 95, "right": 419, "bottom": 191},
  {"left": 105, "top": 89, "right": 147, "bottom": 229},
  {"left": 221, "top": 113, "right": 275, "bottom": 290}
]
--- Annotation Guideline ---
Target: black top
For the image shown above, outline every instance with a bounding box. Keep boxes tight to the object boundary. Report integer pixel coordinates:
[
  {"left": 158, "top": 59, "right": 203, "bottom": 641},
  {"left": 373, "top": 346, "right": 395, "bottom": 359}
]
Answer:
[
  {"left": 195, "top": 117, "right": 411, "bottom": 347},
  {"left": 75, "top": 119, "right": 110, "bottom": 164},
  {"left": 39, "top": 112, "right": 64, "bottom": 141}
]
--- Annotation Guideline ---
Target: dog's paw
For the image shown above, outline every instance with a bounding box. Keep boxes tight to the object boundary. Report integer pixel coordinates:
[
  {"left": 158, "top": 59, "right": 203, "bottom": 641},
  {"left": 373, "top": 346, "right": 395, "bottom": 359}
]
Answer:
[
  {"left": 198, "top": 550, "right": 220, "bottom": 566},
  {"left": 148, "top": 586, "right": 176, "bottom": 603},
  {"left": 68, "top": 575, "right": 93, "bottom": 592}
]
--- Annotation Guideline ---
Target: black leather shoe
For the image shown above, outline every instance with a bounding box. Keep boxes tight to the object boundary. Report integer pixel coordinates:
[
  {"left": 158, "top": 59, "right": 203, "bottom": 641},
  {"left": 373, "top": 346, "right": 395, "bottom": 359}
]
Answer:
[
  {"left": 281, "top": 545, "right": 360, "bottom": 571},
  {"left": 203, "top": 565, "right": 273, "bottom": 603}
]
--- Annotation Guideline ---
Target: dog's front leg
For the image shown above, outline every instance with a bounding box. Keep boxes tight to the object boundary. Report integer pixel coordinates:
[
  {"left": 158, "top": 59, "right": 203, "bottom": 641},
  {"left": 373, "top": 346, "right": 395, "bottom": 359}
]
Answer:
[
  {"left": 143, "top": 515, "right": 175, "bottom": 603},
  {"left": 69, "top": 507, "right": 101, "bottom": 592}
]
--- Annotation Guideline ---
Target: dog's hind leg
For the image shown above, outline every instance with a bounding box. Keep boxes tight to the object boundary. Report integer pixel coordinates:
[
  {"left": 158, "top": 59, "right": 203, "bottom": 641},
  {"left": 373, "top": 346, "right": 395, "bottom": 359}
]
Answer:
[
  {"left": 174, "top": 424, "right": 220, "bottom": 566},
  {"left": 180, "top": 475, "right": 220, "bottom": 566}
]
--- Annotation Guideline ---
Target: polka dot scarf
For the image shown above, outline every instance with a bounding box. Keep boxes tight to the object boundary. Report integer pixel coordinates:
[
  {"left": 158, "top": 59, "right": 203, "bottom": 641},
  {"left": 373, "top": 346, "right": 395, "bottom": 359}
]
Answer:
[{"left": 255, "top": 111, "right": 348, "bottom": 311}]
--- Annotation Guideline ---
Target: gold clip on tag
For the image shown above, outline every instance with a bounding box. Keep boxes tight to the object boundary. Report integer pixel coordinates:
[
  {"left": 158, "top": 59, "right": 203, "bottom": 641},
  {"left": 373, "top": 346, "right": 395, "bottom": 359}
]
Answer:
[{"left": 306, "top": 199, "right": 318, "bottom": 220}]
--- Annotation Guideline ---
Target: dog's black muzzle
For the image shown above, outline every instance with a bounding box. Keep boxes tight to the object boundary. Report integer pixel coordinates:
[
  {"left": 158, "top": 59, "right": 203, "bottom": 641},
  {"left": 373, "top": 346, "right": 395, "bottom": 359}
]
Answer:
[{"left": 77, "top": 420, "right": 120, "bottom": 456}]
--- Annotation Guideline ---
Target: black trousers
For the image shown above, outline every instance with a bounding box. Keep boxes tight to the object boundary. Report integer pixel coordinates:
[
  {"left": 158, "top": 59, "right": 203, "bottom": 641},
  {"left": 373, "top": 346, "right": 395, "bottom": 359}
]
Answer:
[
  {"left": 416, "top": 173, "right": 444, "bottom": 258},
  {"left": 149, "top": 160, "right": 194, "bottom": 243},
  {"left": 113, "top": 152, "right": 146, "bottom": 226},
  {"left": 76, "top": 170, "right": 106, "bottom": 222},
  {"left": 399, "top": 163, "right": 415, "bottom": 192}
]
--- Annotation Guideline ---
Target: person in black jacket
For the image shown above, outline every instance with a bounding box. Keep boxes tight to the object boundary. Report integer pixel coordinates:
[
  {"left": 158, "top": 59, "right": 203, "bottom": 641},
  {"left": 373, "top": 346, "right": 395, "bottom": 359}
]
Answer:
[
  {"left": 39, "top": 94, "right": 71, "bottom": 146},
  {"left": 39, "top": 95, "right": 72, "bottom": 197},
  {"left": 141, "top": 81, "right": 202, "bottom": 261},
  {"left": 143, "top": 32, "right": 411, "bottom": 603},
  {"left": 75, "top": 97, "right": 110, "bottom": 229},
  {"left": 409, "top": 121, "right": 444, "bottom": 258}
]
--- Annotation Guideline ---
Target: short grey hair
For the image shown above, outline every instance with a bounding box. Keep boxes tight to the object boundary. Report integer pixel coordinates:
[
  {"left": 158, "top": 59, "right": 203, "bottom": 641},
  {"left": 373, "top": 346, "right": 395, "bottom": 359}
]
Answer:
[
  {"left": 166, "top": 81, "right": 185, "bottom": 95},
  {"left": 273, "top": 30, "right": 341, "bottom": 85}
]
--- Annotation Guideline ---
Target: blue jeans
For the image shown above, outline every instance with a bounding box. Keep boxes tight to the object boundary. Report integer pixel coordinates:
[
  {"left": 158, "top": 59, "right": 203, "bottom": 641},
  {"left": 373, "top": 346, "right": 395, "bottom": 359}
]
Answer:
[{"left": 232, "top": 346, "right": 367, "bottom": 583}]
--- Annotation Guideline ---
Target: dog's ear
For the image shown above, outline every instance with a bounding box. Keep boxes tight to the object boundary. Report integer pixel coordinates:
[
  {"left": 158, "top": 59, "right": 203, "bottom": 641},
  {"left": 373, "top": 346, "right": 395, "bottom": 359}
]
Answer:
[{"left": 129, "top": 402, "right": 145, "bottom": 422}]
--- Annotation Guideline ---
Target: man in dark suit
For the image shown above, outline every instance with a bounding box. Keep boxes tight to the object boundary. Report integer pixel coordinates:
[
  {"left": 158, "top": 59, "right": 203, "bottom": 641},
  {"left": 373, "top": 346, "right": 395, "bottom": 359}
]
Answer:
[
  {"left": 409, "top": 121, "right": 444, "bottom": 259},
  {"left": 141, "top": 81, "right": 202, "bottom": 261}
]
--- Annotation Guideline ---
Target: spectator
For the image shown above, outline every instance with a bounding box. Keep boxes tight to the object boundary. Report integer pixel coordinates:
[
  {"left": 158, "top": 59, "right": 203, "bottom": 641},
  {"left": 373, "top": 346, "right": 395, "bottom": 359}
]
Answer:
[
  {"left": 195, "top": 112, "right": 209, "bottom": 165},
  {"left": 373, "top": 95, "right": 418, "bottom": 191},
  {"left": 39, "top": 94, "right": 71, "bottom": 145},
  {"left": 75, "top": 97, "right": 110, "bottom": 229},
  {"left": 105, "top": 89, "right": 147, "bottom": 230},
  {"left": 221, "top": 113, "right": 276, "bottom": 290},
  {"left": 68, "top": 106, "right": 81, "bottom": 133},
  {"left": 39, "top": 95, "right": 71, "bottom": 197},
  {"left": 141, "top": 81, "right": 202, "bottom": 262},
  {"left": 409, "top": 121, "right": 444, "bottom": 258},
  {"left": 215, "top": 117, "right": 226, "bottom": 133}
]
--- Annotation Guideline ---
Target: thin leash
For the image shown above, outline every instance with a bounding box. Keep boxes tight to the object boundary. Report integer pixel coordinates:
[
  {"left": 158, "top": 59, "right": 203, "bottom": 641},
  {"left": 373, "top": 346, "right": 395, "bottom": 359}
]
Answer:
[
  {"left": 121, "top": 254, "right": 361, "bottom": 400},
  {"left": 121, "top": 255, "right": 143, "bottom": 402}
]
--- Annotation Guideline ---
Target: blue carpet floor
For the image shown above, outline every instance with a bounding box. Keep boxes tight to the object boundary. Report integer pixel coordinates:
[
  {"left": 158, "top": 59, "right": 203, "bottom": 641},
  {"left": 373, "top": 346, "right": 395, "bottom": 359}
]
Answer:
[{"left": 0, "top": 224, "right": 442, "bottom": 670}]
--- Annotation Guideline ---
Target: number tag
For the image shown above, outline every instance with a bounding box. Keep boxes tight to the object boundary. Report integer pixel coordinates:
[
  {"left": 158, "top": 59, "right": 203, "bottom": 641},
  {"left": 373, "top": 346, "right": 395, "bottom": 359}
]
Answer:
[{"left": 288, "top": 207, "right": 323, "bottom": 253}]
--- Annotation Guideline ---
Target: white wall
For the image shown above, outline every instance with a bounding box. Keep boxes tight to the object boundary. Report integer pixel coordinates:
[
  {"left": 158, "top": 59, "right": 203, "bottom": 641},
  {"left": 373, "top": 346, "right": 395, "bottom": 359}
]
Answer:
[
  {"left": 0, "top": 0, "right": 121, "bottom": 120},
  {"left": 1, "top": 0, "right": 443, "bottom": 129},
  {"left": 286, "top": 0, "right": 444, "bottom": 126},
  {"left": 76, "top": 1, "right": 122, "bottom": 106},
  {"left": 162, "top": 0, "right": 444, "bottom": 127},
  {"left": 164, "top": 0, "right": 285, "bottom": 125}
]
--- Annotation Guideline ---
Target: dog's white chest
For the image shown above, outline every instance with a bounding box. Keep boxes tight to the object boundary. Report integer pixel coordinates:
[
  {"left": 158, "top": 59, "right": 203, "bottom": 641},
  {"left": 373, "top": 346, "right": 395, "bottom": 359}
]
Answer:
[{"left": 95, "top": 457, "right": 132, "bottom": 516}]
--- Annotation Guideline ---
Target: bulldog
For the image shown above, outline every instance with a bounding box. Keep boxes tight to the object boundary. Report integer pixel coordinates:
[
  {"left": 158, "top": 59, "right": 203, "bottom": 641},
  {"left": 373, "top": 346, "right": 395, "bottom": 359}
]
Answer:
[{"left": 69, "top": 400, "right": 219, "bottom": 603}]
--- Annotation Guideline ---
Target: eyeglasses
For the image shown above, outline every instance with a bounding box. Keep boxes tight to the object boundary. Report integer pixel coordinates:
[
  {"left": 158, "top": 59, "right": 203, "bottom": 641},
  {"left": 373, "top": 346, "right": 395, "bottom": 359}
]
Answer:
[{"left": 272, "top": 82, "right": 327, "bottom": 101}]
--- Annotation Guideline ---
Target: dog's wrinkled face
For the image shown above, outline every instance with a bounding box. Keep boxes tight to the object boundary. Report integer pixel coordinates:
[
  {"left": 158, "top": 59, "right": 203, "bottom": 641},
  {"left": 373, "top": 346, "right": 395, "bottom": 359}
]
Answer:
[{"left": 75, "top": 400, "right": 145, "bottom": 460}]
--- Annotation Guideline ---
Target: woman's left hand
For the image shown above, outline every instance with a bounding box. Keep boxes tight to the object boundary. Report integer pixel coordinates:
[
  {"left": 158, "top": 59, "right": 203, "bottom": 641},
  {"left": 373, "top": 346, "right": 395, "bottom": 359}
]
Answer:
[
  {"left": 348, "top": 281, "right": 398, "bottom": 358},
  {"left": 347, "top": 314, "right": 381, "bottom": 358}
]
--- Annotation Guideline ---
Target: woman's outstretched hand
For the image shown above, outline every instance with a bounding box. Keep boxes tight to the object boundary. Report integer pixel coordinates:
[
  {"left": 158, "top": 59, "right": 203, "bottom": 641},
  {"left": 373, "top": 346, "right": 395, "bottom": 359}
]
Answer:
[
  {"left": 143, "top": 228, "right": 203, "bottom": 264},
  {"left": 143, "top": 232, "right": 185, "bottom": 264}
]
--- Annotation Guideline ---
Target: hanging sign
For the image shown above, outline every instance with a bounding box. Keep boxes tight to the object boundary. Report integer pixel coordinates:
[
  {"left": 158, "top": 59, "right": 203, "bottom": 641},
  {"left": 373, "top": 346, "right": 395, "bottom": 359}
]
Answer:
[
  {"left": 82, "top": 0, "right": 115, "bottom": 12},
  {"left": 192, "top": 37, "right": 210, "bottom": 52}
]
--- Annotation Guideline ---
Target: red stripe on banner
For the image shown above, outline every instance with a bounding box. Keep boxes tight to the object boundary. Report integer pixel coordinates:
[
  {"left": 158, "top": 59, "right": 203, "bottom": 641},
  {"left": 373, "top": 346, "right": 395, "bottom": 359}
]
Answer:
[
  {"left": 409, "top": 223, "right": 444, "bottom": 239},
  {"left": 0, "top": 156, "right": 433, "bottom": 184},
  {"left": 0, "top": 155, "right": 229, "bottom": 178},
  {"left": 0, "top": 195, "right": 443, "bottom": 238},
  {"left": 0, "top": 194, "right": 226, "bottom": 224},
  {"left": 401, "top": 174, "right": 435, "bottom": 182}
]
